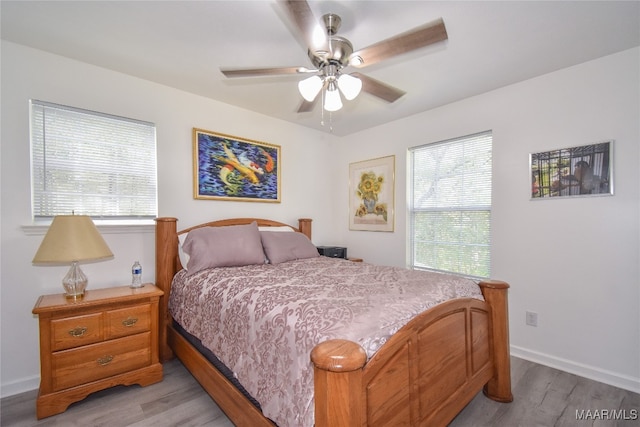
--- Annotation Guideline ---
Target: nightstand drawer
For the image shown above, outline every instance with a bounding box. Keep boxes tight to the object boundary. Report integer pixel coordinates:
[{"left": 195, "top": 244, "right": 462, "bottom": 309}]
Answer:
[
  {"left": 51, "top": 313, "right": 103, "bottom": 351},
  {"left": 51, "top": 332, "right": 151, "bottom": 391},
  {"left": 106, "top": 304, "right": 151, "bottom": 339}
]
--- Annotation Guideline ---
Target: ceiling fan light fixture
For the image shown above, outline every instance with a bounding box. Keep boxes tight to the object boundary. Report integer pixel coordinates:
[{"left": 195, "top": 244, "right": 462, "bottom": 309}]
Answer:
[
  {"left": 298, "top": 75, "right": 323, "bottom": 101},
  {"left": 337, "top": 73, "right": 362, "bottom": 101},
  {"left": 324, "top": 81, "right": 343, "bottom": 112}
]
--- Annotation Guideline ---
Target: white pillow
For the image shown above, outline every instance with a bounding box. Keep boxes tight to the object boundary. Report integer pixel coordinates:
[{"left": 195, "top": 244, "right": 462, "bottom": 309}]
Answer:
[
  {"left": 178, "top": 233, "right": 190, "bottom": 270},
  {"left": 258, "top": 225, "right": 294, "bottom": 232}
]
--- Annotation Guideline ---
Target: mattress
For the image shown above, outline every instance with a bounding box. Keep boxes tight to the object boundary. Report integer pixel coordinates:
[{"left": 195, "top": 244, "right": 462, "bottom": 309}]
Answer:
[{"left": 169, "top": 256, "right": 483, "bottom": 426}]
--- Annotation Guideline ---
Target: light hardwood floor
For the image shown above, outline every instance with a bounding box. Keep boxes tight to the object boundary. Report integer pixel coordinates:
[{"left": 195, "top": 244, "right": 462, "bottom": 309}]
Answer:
[{"left": 2, "top": 357, "right": 638, "bottom": 426}]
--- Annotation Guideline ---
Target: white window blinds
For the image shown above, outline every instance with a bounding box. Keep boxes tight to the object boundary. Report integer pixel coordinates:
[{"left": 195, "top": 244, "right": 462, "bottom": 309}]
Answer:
[
  {"left": 30, "top": 100, "right": 157, "bottom": 220},
  {"left": 409, "top": 131, "right": 492, "bottom": 278}
]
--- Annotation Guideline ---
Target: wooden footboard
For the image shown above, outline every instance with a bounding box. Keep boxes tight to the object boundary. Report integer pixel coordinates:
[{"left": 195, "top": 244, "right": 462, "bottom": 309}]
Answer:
[
  {"left": 311, "top": 281, "right": 512, "bottom": 426},
  {"left": 155, "top": 217, "right": 512, "bottom": 427}
]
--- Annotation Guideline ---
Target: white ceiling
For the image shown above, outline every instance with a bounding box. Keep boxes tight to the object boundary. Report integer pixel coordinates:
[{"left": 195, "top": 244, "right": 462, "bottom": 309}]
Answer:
[{"left": 2, "top": 1, "right": 639, "bottom": 136}]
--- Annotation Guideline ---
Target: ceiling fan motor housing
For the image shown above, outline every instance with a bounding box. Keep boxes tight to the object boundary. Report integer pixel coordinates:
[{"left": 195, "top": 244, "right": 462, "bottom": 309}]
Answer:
[
  {"left": 308, "top": 35, "right": 353, "bottom": 70},
  {"left": 308, "top": 13, "right": 353, "bottom": 72}
]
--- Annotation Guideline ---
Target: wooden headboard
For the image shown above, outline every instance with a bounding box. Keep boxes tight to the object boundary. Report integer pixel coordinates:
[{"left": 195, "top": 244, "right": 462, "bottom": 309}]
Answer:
[{"left": 154, "top": 217, "right": 312, "bottom": 360}]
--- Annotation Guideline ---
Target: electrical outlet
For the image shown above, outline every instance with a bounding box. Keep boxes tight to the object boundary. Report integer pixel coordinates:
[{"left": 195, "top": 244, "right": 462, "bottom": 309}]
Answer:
[{"left": 526, "top": 311, "right": 538, "bottom": 327}]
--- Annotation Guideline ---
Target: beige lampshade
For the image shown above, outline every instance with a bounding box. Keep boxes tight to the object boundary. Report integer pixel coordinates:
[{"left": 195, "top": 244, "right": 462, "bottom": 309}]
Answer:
[{"left": 32, "top": 215, "right": 114, "bottom": 264}]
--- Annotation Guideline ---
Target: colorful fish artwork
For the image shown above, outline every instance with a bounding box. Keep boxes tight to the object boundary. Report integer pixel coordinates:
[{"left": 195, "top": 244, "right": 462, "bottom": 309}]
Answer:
[{"left": 194, "top": 129, "right": 280, "bottom": 202}]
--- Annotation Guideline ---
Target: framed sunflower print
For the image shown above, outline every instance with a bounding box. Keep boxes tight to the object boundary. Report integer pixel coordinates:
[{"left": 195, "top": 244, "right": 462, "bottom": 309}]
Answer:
[
  {"left": 193, "top": 128, "right": 281, "bottom": 202},
  {"left": 349, "top": 155, "right": 395, "bottom": 232}
]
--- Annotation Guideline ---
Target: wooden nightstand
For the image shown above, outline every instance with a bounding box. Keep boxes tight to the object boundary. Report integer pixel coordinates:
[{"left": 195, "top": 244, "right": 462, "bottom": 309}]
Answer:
[{"left": 32, "top": 284, "right": 164, "bottom": 419}]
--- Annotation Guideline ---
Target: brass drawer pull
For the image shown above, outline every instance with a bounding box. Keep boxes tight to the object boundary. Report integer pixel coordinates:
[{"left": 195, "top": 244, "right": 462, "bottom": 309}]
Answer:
[
  {"left": 122, "top": 317, "right": 138, "bottom": 327},
  {"left": 68, "top": 327, "right": 88, "bottom": 337},
  {"left": 97, "top": 355, "right": 114, "bottom": 366}
]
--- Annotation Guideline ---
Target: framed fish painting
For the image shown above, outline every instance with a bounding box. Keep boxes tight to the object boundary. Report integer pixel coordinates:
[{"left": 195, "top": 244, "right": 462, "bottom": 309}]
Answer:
[{"left": 193, "top": 128, "right": 281, "bottom": 202}]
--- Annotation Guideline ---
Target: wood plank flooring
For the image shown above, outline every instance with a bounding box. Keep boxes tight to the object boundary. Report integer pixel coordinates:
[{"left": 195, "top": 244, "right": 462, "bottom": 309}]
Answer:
[{"left": 2, "top": 356, "right": 638, "bottom": 426}]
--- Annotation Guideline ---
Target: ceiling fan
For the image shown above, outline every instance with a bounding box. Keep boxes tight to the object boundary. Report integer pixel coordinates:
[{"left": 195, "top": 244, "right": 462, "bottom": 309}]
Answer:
[{"left": 220, "top": 0, "right": 448, "bottom": 113}]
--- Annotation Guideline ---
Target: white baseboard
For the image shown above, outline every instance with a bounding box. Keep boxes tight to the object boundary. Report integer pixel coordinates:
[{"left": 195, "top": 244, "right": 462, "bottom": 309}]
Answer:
[
  {"left": 0, "top": 375, "right": 39, "bottom": 399},
  {"left": 511, "top": 345, "right": 640, "bottom": 394}
]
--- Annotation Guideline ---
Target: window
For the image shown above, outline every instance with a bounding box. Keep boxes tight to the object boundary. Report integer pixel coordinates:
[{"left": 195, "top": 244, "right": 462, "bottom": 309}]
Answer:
[
  {"left": 30, "top": 100, "right": 157, "bottom": 221},
  {"left": 409, "top": 131, "right": 492, "bottom": 278}
]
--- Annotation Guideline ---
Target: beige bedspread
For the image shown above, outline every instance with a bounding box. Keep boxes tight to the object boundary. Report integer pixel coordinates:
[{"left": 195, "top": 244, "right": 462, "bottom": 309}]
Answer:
[{"left": 169, "top": 256, "right": 483, "bottom": 426}]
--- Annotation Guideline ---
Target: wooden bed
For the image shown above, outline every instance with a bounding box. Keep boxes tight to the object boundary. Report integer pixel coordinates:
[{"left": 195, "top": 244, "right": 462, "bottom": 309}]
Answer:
[{"left": 155, "top": 216, "right": 512, "bottom": 426}]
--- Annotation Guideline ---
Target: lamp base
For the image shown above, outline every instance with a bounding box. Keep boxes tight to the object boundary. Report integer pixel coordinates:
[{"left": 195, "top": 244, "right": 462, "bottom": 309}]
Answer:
[{"left": 63, "top": 261, "right": 88, "bottom": 298}]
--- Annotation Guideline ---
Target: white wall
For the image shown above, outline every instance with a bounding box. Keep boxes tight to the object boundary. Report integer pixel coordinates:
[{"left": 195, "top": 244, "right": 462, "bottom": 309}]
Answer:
[
  {"left": 334, "top": 48, "right": 640, "bottom": 392},
  {"left": 2, "top": 40, "right": 638, "bottom": 398},
  {"left": 0, "top": 41, "right": 338, "bottom": 396}
]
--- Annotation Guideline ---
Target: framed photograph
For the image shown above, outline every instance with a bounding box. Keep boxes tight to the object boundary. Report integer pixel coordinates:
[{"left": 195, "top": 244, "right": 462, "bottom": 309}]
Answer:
[
  {"left": 530, "top": 141, "right": 613, "bottom": 199},
  {"left": 349, "top": 155, "right": 395, "bottom": 231},
  {"left": 193, "top": 128, "right": 281, "bottom": 202}
]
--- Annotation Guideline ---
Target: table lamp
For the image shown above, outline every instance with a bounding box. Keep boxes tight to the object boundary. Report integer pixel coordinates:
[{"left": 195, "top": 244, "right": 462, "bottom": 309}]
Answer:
[{"left": 33, "top": 215, "right": 114, "bottom": 298}]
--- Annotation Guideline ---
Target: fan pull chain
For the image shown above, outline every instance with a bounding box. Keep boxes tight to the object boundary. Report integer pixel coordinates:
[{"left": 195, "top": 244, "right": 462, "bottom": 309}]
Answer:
[
  {"left": 319, "top": 82, "right": 333, "bottom": 133},
  {"left": 319, "top": 102, "right": 334, "bottom": 133},
  {"left": 320, "top": 90, "right": 325, "bottom": 127},
  {"left": 328, "top": 32, "right": 334, "bottom": 133}
]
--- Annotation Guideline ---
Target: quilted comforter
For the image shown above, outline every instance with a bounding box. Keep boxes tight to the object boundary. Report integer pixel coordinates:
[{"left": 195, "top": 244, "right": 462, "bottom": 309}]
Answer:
[{"left": 169, "top": 256, "right": 483, "bottom": 426}]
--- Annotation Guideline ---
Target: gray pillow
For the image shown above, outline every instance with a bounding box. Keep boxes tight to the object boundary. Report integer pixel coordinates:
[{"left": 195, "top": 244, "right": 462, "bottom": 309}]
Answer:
[
  {"left": 183, "top": 222, "right": 265, "bottom": 273},
  {"left": 260, "top": 231, "right": 320, "bottom": 264}
]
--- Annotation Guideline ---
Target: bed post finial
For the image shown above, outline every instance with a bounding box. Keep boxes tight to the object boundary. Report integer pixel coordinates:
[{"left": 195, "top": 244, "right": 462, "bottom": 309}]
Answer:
[{"left": 311, "top": 339, "right": 367, "bottom": 426}]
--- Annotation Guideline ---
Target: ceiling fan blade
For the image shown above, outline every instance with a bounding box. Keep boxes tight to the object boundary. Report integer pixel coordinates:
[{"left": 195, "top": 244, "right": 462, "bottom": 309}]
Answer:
[
  {"left": 352, "top": 72, "right": 406, "bottom": 103},
  {"left": 278, "top": 0, "right": 326, "bottom": 50},
  {"left": 350, "top": 18, "right": 448, "bottom": 68},
  {"left": 221, "top": 66, "right": 316, "bottom": 78}
]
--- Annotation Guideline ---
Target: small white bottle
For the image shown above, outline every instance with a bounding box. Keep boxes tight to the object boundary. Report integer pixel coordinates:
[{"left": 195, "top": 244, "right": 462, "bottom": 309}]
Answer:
[{"left": 131, "top": 261, "right": 143, "bottom": 288}]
